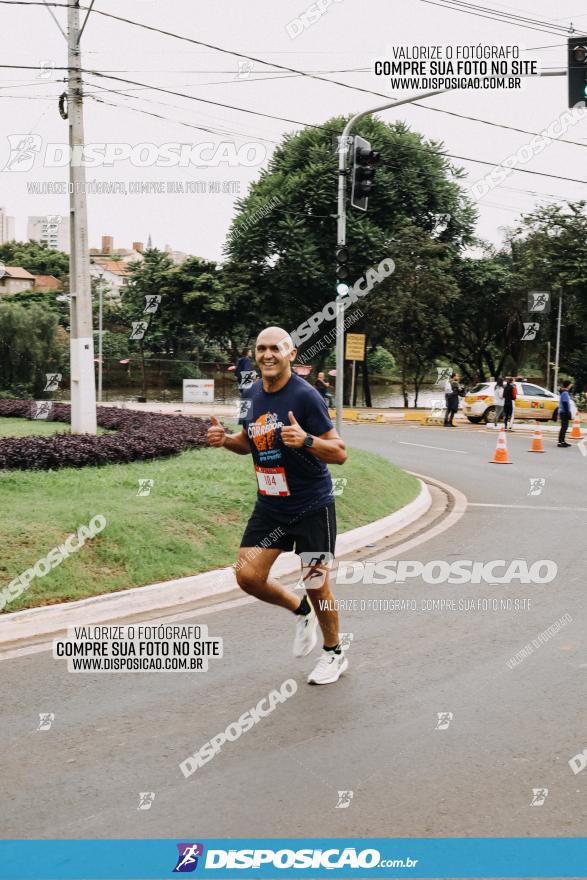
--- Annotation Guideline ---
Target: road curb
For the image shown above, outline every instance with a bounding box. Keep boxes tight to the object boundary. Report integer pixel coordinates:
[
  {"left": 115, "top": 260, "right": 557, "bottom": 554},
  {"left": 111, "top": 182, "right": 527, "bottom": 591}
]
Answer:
[{"left": 0, "top": 481, "right": 432, "bottom": 652}]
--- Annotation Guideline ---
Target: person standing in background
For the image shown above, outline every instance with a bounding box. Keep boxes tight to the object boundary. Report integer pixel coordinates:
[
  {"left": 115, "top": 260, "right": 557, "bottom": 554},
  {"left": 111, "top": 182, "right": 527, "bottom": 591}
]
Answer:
[
  {"left": 557, "top": 379, "right": 573, "bottom": 448},
  {"left": 503, "top": 377, "right": 516, "bottom": 430},
  {"left": 315, "top": 372, "right": 333, "bottom": 407},
  {"left": 493, "top": 377, "right": 505, "bottom": 427},
  {"left": 235, "top": 348, "right": 253, "bottom": 389},
  {"left": 444, "top": 372, "right": 460, "bottom": 427},
  {"left": 236, "top": 348, "right": 254, "bottom": 426},
  {"left": 443, "top": 373, "right": 452, "bottom": 423}
]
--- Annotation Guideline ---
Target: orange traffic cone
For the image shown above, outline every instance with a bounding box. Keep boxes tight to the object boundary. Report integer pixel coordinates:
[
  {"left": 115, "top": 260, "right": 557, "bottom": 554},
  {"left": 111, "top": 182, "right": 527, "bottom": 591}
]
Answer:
[
  {"left": 490, "top": 429, "right": 512, "bottom": 464},
  {"left": 528, "top": 425, "right": 545, "bottom": 453},
  {"left": 570, "top": 417, "right": 583, "bottom": 440}
]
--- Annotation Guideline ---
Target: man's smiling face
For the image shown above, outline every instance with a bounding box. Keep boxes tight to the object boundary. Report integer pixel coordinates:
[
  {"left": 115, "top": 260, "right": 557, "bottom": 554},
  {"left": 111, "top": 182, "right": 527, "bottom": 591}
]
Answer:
[{"left": 255, "top": 327, "right": 296, "bottom": 382}]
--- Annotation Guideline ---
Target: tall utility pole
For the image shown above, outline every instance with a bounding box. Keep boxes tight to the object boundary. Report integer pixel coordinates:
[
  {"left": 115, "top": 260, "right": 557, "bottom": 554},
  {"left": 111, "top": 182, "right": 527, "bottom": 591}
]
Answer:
[
  {"left": 97, "top": 272, "right": 104, "bottom": 403},
  {"left": 67, "top": 0, "right": 97, "bottom": 433},
  {"left": 553, "top": 287, "right": 563, "bottom": 393}
]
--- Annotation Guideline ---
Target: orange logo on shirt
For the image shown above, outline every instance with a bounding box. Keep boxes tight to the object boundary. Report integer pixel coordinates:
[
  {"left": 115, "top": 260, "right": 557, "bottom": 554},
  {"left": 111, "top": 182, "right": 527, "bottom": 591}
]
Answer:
[{"left": 248, "top": 412, "right": 283, "bottom": 451}]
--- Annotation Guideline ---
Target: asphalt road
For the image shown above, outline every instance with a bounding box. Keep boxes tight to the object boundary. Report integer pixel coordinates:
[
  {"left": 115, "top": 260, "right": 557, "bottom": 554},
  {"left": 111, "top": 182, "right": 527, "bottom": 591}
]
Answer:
[{"left": 2, "top": 423, "right": 585, "bottom": 840}]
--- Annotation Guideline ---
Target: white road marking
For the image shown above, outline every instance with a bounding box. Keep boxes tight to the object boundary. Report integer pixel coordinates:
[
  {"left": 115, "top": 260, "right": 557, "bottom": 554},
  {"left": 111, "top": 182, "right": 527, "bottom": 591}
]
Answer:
[
  {"left": 399, "top": 441, "right": 469, "bottom": 454},
  {"left": 469, "top": 503, "right": 587, "bottom": 512}
]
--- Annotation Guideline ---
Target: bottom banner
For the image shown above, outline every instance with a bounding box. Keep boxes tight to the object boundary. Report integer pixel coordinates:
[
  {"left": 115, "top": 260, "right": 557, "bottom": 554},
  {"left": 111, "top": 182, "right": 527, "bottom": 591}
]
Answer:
[{"left": 0, "top": 838, "right": 586, "bottom": 879}]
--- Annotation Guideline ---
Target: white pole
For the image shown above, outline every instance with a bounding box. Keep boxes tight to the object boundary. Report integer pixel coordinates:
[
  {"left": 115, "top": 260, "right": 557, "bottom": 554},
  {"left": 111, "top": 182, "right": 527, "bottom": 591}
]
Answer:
[
  {"left": 553, "top": 288, "right": 563, "bottom": 392},
  {"left": 98, "top": 273, "right": 103, "bottom": 403},
  {"left": 67, "top": 0, "right": 97, "bottom": 433}
]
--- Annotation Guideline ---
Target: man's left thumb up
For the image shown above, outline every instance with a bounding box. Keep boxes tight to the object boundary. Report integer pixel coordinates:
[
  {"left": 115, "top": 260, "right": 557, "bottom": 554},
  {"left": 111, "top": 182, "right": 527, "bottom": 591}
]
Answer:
[{"left": 288, "top": 410, "right": 298, "bottom": 425}]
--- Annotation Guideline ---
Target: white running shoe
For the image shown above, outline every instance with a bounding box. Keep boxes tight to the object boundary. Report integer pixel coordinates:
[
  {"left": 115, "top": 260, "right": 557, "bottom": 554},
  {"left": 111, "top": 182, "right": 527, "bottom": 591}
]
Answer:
[
  {"left": 293, "top": 606, "right": 318, "bottom": 657},
  {"left": 307, "top": 649, "right": 348, "bottom": 685}
]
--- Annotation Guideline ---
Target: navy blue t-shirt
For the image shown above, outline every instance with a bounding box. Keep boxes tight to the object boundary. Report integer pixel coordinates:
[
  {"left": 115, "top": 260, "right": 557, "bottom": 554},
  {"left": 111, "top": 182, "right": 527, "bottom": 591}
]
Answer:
[{"left": 240, "top": 373, "right": 334, "bottom": 520}]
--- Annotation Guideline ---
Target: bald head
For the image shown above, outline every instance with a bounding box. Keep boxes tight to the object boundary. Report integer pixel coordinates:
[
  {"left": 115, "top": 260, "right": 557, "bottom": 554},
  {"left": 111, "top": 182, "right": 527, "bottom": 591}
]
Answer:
[
  {"left": 256, "top": 326, "right": 294, "bottom": 355},
  {"left": 255, "top": 326, "right": 297, "bottom": 388}
]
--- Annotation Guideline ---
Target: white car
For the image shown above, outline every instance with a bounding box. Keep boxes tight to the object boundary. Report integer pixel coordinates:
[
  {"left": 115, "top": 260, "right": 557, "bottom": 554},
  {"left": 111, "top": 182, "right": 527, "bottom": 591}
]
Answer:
[{"left": 462, "top": 381, "right": 559, "bottom": 424}]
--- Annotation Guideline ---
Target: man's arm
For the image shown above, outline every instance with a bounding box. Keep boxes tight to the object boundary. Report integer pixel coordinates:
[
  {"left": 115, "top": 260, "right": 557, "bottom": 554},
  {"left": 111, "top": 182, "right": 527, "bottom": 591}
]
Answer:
[
  {"left": 207, "top": 416, "right": 251, "bottom": 455},
  {"left": 281, "top": 412, "right": 347, "bottom": 465},
  {"left": 309, "top": 427, "right": 347, "bottom": 464}
]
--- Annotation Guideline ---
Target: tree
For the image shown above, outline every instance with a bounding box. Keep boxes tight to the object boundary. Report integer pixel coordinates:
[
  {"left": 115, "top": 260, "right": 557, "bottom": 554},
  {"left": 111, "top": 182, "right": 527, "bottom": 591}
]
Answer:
[
  {"left": 366, "top": 346, "right": 396, "bottom": 376},
  {"left": 114, "top": 249, "right": 228, "bottom": 397},
  {"left": 366, "top": 223, "right": 459, "bottom": 406},
  {"left": 511, "top": 202, "right": 587, "bottom": 390},
  {"left": 0, "top": 302, "right": 62, "bottom": 395},
  {"left": 0, "top": 240, "right": 69, "bottom": 279},
  {"left": 449, "top": 250, "right": 522, "bottom": 383},
  {"left": 223, "top": 115, "right": 476, "bottom": 398}
]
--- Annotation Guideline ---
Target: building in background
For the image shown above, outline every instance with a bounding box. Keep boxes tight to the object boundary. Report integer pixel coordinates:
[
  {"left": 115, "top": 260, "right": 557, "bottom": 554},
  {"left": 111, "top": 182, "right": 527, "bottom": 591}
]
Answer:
[
  {"left": 27, "top": 215, "right": 70, "bottom": 253},
  {"left": 89, "top": 235, "right": 145, "bottom": 299},
  {"left": 0, "top": 207, "right": 16, "bottom": 244},
  {"left": 89, "top": 261, "right": 131, "bottom": 299},
  {"left": 164, "top": 243, "right": 189, "bottom": 265},
  {"left": 89, "top": 235, "right": 145, "bottom": 267},
  {"left": 34, "top": 275, "right": 63, "bottom": 292},
  {"left": 0, "top": 267, "right": 35, "bottom": 294}
]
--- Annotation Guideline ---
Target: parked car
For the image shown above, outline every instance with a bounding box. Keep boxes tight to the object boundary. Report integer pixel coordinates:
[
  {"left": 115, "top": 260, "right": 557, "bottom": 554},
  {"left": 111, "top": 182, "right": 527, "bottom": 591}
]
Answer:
[{"left": 463, "top": 381, "right": 558, "bottom": 424}]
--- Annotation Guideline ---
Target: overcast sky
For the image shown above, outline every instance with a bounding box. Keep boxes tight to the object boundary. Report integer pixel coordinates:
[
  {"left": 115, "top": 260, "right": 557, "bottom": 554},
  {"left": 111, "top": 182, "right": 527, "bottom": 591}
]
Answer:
[{"left": 1, "top": 0, "right": 586, "bottom": 260}]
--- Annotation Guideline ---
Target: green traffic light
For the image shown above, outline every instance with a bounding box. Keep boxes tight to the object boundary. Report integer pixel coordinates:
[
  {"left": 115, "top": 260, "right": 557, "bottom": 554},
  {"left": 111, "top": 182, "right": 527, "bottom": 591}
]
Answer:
[{"left": 336, "top": 282, "right": 350, "bottom": 296}]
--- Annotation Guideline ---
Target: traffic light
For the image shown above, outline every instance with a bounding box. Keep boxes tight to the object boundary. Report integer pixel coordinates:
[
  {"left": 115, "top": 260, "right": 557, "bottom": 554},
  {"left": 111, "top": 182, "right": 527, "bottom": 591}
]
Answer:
[
  {"left": 351, "top": 134, "right": 380, "bottom": 211},
  {"left": 335, "top": 246, "right": 350, "bottom": 296},
  {"left": 568, "top": 36, "right": 587, "bottom": 107}
]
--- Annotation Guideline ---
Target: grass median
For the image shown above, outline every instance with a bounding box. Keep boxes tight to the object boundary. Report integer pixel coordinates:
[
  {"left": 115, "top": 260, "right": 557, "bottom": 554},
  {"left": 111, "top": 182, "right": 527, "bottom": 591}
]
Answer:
[
  {"left": 0, "top": 444, "right": 419, "bottom": 612},
  {"left": 0, "top": 417, "right": 110, "bottom": 437}
]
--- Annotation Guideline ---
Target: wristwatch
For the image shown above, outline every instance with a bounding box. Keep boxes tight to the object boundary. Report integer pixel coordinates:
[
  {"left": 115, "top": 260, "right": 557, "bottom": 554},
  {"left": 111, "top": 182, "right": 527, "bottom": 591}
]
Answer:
[{"left": 303, "top": 434, "right": 314, "bottom": 448}]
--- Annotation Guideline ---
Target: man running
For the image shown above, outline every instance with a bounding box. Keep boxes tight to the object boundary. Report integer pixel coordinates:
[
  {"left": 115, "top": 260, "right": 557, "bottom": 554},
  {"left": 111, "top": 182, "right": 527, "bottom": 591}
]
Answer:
[{"left": 207, "top": 326, "right": 348, "bottom": 685}]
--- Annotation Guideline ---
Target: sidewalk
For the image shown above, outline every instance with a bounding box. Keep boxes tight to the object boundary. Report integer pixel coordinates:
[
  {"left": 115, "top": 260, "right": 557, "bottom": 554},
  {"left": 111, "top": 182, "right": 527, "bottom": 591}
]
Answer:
[
  {"left": 97, "top": 399, "right": 406, "bottom": 422},
  {"left": 97, "top": 400, "right": 577, "bottom": 433}
]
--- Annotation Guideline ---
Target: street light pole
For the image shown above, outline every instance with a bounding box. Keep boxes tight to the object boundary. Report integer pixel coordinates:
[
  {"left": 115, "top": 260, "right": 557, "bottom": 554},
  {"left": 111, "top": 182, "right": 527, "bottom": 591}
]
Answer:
[
  {"left": 97, "top": 272, "right": 104, "bottom": 403},
  {"left": 67, "top": 0, "right": 97, "bottom": 433},
  {"left": 553, "top": 287, "right": 563, "bottom": 393}
]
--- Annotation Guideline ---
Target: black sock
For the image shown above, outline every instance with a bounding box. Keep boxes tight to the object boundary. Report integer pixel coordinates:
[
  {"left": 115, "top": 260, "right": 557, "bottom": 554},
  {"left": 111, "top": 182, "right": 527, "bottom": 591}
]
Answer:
[
  {"left": 294, "top": 594, "right": 311, "bottom": 616},
  {"left": 324, "top": 643, "right": 342, "bottom": 654}
]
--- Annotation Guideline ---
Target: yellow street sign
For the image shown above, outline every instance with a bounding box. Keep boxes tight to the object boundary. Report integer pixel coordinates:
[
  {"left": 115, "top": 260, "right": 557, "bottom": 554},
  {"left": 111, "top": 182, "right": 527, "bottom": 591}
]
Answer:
[{"left": 345, "top": 333, "right": 366, "bottom": 361}]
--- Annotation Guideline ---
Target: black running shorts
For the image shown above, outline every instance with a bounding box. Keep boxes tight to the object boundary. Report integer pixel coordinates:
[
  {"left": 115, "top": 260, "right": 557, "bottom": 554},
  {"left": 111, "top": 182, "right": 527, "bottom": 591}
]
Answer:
[{"left": 240, "top": 502, "right": 337, "bottom": 557}]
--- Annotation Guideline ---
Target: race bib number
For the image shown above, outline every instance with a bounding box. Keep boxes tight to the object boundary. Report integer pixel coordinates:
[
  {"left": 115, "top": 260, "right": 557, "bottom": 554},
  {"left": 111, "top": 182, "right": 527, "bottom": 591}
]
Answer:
[{"left": 255, "top": 466, "right": 290, "bottom": 496}]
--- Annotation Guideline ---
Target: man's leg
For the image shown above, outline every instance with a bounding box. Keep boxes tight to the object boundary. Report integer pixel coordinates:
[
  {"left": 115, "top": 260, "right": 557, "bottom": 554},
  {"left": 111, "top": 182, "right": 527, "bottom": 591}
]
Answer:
[
  {"left": 236, "top": 547, "right": 299, "bottom": 611},
  {"left": 559, "top": 413, "right": 570, "bottom": 444},
  {"left": 302, "top": 565, "right": 339, "bottom": 647}
]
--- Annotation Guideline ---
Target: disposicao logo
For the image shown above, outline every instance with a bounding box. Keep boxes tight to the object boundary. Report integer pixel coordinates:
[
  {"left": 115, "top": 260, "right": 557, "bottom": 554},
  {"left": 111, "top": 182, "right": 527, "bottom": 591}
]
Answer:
[{"left": 173, "top": 843, "right": 204, "bottom": 873}]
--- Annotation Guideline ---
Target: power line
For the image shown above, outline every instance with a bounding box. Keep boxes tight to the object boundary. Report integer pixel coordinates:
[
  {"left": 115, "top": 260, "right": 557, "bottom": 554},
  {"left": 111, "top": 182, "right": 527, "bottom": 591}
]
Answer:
[
  {"left": 418, "top": 0, "right": 584, "bottom": 35},
  {"left": 418, "top": 1, "right": 565, "bottom": 35},
  {"left": 379, "top": 149, "right": 587, "bottom": 186},
  {"left": 82, "top": 83, "right": 282, "bottom": 140},
  {"left": 86, "top": 90, "right": 279, "bottom": 143},
  {"left": 4, "top": 16, "right": 587, "bottom": 190},
  {"left": 83, "top": 69, "right": 318, "bottom": 127},
  {"left": 84, "top": 68, "right": 587, "bottom": 166}
]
